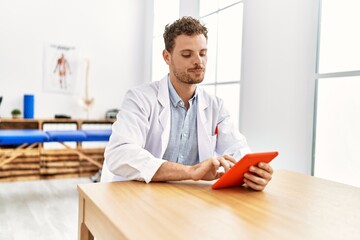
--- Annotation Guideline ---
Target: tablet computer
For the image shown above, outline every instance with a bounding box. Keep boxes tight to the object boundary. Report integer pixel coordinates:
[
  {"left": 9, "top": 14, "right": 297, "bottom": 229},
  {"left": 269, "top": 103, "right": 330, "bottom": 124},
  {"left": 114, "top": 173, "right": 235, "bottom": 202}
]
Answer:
[{"left": 211, "top": 151, "right": 278, "bottom": 189}]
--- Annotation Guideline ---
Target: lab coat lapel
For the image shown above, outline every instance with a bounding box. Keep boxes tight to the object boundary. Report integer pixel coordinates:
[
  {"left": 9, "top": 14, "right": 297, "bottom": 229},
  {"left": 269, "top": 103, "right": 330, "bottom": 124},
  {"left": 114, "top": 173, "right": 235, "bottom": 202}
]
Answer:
[
  {"left": 197, "top": 89, "right": 213, "bottom": 161},
  {"left": 157, "top": 76, "right": 171, "bottom": 156}
]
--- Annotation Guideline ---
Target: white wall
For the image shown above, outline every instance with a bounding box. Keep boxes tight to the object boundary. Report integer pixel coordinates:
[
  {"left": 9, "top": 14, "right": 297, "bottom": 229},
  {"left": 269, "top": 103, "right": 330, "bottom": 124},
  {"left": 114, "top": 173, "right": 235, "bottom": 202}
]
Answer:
[
  {"left": 0, "top": 0, "right": 146, "bottom": 119},
  {"left": 240, "top": 0, "right": 319, "bottom": 174}
]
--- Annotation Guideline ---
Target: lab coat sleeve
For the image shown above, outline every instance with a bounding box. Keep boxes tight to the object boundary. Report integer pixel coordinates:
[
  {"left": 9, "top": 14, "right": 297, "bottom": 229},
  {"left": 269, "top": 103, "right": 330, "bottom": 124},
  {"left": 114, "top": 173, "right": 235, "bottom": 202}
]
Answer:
[{"left": 104, "top": 88, "right": 166, "bottom": 183}]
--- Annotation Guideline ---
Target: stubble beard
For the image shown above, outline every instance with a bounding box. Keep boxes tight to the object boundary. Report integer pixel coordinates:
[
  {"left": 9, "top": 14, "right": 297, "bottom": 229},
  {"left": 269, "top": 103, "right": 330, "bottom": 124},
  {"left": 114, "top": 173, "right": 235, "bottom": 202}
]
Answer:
[{"left": 172, "top": 65, "right": 206, "bottom": 85}]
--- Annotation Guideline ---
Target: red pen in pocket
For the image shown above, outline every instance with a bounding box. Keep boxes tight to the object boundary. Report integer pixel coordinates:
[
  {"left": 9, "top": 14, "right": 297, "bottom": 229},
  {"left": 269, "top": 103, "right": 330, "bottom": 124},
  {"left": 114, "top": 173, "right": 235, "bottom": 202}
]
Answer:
[{"left": 215, "top": 125, "right": 218, "bottom": 135}]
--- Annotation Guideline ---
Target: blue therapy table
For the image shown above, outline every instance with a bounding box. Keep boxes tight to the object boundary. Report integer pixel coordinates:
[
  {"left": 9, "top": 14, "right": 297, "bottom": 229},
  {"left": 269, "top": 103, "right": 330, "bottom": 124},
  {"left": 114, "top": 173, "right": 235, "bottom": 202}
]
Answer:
[{"left": 0, "top": 129, "right": 111, "bottom": 168}]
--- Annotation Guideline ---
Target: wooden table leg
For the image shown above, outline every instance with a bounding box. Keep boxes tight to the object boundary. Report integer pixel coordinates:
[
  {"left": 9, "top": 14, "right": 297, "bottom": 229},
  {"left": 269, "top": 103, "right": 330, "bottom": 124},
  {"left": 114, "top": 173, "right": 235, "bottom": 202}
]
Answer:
[{"left": 78, "top": 196, "right": 94, "bottom": 240}]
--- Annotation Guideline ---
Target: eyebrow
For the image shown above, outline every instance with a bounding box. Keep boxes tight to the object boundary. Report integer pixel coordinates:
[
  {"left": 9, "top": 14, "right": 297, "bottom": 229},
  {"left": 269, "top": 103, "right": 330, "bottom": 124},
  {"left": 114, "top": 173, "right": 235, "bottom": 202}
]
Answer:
[{"left": 180, "top": 48, "right": 208, "bottom": 53}]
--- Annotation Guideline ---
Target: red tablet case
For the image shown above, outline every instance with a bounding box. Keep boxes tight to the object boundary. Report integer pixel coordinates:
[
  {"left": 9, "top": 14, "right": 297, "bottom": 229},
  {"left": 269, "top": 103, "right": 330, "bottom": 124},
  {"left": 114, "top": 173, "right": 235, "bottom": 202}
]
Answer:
[{"left": 211, "top": 151, "right": 278, "bottom": 189}]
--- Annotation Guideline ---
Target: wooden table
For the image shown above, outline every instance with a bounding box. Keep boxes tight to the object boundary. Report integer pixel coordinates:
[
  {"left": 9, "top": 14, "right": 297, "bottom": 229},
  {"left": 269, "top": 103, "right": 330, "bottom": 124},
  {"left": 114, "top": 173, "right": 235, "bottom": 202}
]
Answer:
[{"left": 77, "top": 170, "right": 360, "bottom": 240}]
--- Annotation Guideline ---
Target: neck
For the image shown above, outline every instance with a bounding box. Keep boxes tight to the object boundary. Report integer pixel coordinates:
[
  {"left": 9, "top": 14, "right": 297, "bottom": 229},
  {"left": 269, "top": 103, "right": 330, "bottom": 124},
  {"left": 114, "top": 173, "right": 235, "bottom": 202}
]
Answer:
[{"left": 170, "top": 79, "right": 196, "bottom": 100}]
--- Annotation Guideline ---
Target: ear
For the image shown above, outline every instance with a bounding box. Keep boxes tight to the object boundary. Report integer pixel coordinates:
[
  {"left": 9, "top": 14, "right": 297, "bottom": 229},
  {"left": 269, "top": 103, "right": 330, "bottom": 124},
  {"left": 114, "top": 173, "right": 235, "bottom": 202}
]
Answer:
[{"left": 162, "top": 49, "right": 171, "bottom": 65}]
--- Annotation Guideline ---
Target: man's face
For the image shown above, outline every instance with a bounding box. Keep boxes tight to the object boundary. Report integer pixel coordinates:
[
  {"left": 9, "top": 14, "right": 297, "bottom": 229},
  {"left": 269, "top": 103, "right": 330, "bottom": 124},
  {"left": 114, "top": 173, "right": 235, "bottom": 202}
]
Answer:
[{"left": 164, "top": 34, "right": 207, "bottom": 85}]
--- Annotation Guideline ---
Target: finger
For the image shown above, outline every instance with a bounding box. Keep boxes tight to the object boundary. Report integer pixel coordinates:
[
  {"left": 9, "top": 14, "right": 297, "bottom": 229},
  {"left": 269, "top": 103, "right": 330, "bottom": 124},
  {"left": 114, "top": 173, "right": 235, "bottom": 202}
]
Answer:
[
  {"left": 222, "top": 154, "right": 237, "bottom": 164},
  {"left": 244, "top": 172, "right": 268, "bottom": 186},
  {"left": 210, "top": 157, "right": 220, "bottom": 169},
  {"left": 215, "top": 171, "right": 224, "bottom": 179},
  {"left": 229, "top": 161, "right": 235, "bottom": 168},
  {"left": 243, "top": 178, "right": 265, "bottom": 191},
  {"left": 258, "top": 162, "right": 273, "bottom": 175},
  {"left": 249, "top": 165, "right": 272, "bottom": 182},
  {"left": 217, "top": 156, "right": 230, "bottom": 172}
]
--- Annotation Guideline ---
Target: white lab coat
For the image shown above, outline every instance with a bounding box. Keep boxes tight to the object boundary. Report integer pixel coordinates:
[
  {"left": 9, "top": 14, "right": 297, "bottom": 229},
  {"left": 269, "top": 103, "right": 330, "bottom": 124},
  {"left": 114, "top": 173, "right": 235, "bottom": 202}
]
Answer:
[{"left": 101, "top": 76, "right": 251, "bottom": 183}]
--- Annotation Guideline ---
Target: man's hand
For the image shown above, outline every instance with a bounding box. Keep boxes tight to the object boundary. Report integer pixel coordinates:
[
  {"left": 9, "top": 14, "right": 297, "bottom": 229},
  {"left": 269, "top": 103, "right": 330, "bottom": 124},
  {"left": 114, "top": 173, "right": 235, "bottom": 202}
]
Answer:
[
  {"left": 190, "top": 155, "right": 236, "bottom": 181},
  {"left": 243, "top": 162, "right": 273, "bottom": 191}
]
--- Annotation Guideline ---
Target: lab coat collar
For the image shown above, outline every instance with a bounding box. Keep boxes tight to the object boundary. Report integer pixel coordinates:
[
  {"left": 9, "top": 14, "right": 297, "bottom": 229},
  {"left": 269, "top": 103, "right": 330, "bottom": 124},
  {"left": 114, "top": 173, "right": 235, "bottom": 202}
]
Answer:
[
  {"left": 197, "top": 86, "right": 210, "bottom": 129},
  {"left": 197, "top": 87, "right": 212, "bottom": 161},
  {"left": 157, "top": 75, "right": 170, "bottom": 108}
]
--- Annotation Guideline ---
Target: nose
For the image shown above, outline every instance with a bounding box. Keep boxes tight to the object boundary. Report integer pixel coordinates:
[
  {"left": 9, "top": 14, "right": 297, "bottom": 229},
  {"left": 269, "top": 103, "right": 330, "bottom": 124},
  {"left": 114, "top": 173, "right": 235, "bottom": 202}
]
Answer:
[{"left": 192, "top": 53, "right": 203, "bottom": 66}]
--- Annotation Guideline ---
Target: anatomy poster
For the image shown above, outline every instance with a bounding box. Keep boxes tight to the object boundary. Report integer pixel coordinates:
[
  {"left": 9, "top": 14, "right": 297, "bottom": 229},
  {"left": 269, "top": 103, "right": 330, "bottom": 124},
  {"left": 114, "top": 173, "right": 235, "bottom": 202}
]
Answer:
[{"left": 43, "top": 44, "right": 77, "bottom": 94}]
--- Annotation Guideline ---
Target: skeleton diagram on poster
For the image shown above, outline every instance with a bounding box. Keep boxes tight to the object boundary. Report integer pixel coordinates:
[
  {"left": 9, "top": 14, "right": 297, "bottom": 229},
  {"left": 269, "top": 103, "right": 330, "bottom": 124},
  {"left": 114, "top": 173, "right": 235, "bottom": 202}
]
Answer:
[{"left": 43, "top": 44, "right": 77, "bottom": 94}]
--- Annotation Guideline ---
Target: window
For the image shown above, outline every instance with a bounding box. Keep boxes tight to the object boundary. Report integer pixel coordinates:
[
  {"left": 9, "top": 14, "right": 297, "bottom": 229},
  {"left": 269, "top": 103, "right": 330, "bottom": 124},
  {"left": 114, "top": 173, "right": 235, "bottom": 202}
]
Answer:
[
  {"left": 200, "top": 1, "right": 244, "bottom": 129},
  {"left": 314, "top": 0, "right": 360, "bottom": 187},
  {"left": 318, "top": 0, "right": 360, "bottom": 73}
]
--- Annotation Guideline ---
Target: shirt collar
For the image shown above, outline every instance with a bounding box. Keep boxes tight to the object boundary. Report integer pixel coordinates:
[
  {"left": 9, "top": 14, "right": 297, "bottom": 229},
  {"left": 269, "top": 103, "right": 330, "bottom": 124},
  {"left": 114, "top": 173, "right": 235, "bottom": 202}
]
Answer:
[
  {"left": 168, "top": 77, "right": 181, "bottom": 107},
  {"left": 167, "top": 77, "right": 198, "bottom": 107}
]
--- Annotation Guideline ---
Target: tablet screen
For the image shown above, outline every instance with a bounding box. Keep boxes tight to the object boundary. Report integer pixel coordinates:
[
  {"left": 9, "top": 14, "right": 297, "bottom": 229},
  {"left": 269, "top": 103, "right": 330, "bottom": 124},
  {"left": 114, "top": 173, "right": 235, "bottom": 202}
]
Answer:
[{"left": 211, "top": 151, "right": 278, "bottom": 189}]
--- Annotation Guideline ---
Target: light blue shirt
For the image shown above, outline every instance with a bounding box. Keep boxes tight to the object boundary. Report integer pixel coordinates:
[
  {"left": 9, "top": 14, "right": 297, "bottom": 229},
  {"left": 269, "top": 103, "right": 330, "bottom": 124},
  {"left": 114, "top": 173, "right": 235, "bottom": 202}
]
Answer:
[{"left": 162, "top": 78, "right": 199, "bottom": 165}]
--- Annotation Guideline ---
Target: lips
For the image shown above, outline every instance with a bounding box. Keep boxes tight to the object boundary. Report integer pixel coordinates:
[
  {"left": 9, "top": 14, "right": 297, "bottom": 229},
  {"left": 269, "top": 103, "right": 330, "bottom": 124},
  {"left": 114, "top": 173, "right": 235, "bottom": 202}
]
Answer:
[{"left": 188, "top": 68, "right": 204, "bottom": 73}]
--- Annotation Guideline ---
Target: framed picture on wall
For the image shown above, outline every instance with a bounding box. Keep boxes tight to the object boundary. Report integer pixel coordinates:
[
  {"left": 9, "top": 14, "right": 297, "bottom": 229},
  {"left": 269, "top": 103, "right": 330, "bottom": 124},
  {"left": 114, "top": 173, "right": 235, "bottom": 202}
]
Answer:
[{"left": 43, "top": 43, "right": 78, "bottom": 94}]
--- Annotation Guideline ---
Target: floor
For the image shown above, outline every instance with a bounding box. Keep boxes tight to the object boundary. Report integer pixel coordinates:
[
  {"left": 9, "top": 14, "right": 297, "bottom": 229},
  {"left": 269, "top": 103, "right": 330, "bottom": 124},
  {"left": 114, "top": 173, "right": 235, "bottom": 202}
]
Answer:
[{"left": 0, "top": 177, "right": 92, "bottom": 240}]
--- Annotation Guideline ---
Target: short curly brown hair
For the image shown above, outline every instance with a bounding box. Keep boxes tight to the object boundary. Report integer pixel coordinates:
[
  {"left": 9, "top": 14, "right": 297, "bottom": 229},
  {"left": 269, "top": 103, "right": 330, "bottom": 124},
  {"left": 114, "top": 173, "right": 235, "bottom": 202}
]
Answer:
[{"left": 163, "top": 16, "right": 208, "bottom": 53}]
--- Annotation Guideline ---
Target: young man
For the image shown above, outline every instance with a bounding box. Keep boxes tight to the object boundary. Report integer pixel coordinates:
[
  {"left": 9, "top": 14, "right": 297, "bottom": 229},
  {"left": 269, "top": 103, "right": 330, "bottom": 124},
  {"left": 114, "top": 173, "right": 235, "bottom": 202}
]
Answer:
[{"left": 101, "top": 17, "right": 273, "bottom": 191}]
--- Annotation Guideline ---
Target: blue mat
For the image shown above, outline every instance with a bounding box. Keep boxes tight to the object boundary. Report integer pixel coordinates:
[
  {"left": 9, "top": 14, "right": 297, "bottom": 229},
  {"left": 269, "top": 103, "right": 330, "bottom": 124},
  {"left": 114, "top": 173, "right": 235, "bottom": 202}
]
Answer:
[
  {"left": 46, "top": 130, "right": 87, "bottom": 142},
  {"left": 0, "top": 130, "right": 49, "bottom": 145},
  {"left": 81, "top": 129, "right": 112, "bottom": 141}
]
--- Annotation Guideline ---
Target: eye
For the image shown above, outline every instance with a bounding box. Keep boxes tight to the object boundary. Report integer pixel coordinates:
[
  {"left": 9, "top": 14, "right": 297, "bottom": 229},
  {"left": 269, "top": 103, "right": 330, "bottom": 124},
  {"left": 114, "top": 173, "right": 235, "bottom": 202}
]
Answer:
[
  {"left": 182, "top": 53, "right": 191, "bottom": 58},
  {"left": 200, "top": 51, "right": 207, "bottom": 57}
]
